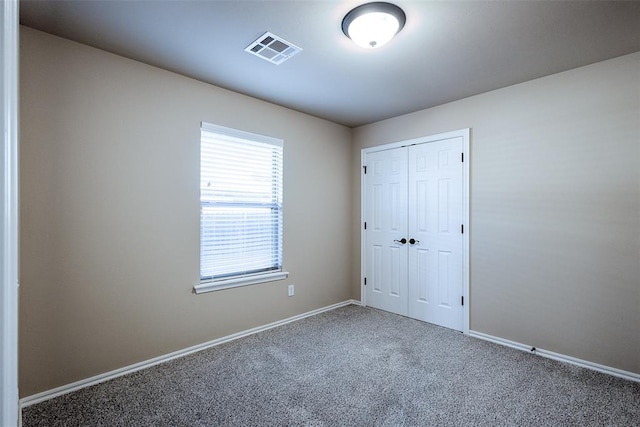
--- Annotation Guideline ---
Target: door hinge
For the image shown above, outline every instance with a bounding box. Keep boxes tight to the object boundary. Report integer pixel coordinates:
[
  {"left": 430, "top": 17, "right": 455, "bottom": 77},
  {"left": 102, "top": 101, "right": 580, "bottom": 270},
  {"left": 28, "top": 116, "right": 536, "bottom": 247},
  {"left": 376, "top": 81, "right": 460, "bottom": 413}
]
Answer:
[
  {"left": 461, "top": 224, "right": 464, "bottom": 234},
  {"left": 461, "top": 296, "right": 464, "bottom": 306},
  {"left": 364, "top": 221, "right": 367, "bottom": 230},
  {"left": 363, "top": 165, "right": 367, "bottom": 174},
  {"left": 364, "top": 277, "right": 367, "bottom": 286},
  {"left": 461, "top": 152, "right": 464, "bottom": 162}
]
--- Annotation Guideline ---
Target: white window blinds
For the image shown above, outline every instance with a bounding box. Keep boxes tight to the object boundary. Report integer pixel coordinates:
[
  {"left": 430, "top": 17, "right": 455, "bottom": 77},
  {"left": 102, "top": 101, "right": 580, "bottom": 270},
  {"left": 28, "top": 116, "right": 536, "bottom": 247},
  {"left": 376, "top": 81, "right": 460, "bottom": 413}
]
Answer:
[{"left": 200, "top": 123, "right": 283, "bottom": 283}]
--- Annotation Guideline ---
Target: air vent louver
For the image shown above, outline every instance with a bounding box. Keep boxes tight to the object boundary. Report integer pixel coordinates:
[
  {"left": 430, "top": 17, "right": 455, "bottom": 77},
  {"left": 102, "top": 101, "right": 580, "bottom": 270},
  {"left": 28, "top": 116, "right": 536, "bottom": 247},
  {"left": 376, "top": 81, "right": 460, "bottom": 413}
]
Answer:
[{"left": 245, "top": 32, "right": 302, "bottom": 65}]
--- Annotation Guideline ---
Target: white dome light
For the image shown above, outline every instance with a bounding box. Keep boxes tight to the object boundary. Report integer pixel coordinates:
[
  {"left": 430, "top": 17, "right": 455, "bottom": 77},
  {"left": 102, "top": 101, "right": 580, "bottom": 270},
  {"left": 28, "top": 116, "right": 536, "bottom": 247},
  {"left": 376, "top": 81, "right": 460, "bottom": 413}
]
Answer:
[{"left": 342, "top": 2, "right": 406, "bottom": 49}]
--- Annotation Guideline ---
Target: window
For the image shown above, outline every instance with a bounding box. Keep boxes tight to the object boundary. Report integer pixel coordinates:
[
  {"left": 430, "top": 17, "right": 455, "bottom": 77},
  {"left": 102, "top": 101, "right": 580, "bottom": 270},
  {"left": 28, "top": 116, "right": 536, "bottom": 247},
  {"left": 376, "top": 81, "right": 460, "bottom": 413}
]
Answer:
[{"left": 195, "top": 123, "right": 287, "bottom": 294}]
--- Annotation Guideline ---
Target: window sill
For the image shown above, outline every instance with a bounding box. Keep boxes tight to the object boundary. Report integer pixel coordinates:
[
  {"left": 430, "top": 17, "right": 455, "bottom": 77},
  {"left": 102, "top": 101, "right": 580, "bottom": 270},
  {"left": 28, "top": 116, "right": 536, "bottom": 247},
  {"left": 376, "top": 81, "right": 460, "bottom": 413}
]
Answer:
[{"left": 194, "top": 271, "right": 289, "bottom": 295}]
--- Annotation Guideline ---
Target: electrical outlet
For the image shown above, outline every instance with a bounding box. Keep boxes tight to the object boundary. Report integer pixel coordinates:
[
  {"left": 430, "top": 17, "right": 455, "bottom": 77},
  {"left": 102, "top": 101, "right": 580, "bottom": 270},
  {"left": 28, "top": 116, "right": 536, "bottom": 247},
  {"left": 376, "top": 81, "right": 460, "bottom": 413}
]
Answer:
[{"left": 288, "top": 284, "right": 294, "bottom": 297}]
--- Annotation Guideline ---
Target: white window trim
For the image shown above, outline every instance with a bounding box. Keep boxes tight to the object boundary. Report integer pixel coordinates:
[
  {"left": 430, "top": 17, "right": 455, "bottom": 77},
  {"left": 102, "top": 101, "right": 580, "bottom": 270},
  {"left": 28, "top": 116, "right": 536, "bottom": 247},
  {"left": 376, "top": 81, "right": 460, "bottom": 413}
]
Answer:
[
  {"left": 196, "top": 122, "right": 286, "bottom": 295},
  {"left": 201, "top": 122, "right": 283, "bottom": 148},
  {"left": 194, "top": 270, "right": 289, "bottom": 294}
]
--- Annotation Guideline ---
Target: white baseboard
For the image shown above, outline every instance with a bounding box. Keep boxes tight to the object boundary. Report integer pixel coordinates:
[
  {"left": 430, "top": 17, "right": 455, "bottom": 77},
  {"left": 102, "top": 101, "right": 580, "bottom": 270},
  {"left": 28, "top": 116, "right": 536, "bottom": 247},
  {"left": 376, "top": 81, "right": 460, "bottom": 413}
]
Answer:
[
  {"left": 21, "top": 299, "right": 361, "bottom": 408},
  {"left": 469, "top": 330, "right": 640, "bottom": 383}
]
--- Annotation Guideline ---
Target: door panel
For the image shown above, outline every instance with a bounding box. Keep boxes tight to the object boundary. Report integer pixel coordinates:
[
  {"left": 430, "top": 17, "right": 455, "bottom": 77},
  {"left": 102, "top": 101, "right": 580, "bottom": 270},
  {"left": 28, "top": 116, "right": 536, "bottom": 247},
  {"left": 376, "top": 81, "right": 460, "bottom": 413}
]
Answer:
[
  {"left": 407, "top": 138, "right": 464, "bottom": 331},
  {"left": 364, "top": 148, "right": 408, "bottom": 316},
  {"left": 416, "top": 247, "right": 429, "bottom": 303}
]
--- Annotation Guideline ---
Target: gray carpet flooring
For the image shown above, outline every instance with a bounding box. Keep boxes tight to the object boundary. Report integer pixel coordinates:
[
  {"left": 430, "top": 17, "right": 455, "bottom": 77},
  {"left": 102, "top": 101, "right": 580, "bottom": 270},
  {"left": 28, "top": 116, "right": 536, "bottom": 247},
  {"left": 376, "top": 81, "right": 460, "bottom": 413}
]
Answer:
[{"left": 22, "top": 305, "right": 640, "bottom": 426}]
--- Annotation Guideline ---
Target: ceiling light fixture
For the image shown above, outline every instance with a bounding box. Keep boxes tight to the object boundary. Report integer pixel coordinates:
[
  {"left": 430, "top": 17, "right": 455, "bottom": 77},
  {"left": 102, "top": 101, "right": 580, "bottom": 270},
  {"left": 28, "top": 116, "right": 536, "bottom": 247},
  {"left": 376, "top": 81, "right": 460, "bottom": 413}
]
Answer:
[{"left": 342, "top": 2, "right": 406, "bottom": 49}]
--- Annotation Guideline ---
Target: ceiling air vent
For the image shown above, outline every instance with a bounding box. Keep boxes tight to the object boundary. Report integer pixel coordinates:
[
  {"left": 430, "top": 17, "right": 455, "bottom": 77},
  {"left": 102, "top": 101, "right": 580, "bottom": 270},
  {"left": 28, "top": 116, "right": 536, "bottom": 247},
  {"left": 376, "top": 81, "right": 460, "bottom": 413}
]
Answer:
[{"left": 245, "top": 32, "right": 302, "bottom": 65}]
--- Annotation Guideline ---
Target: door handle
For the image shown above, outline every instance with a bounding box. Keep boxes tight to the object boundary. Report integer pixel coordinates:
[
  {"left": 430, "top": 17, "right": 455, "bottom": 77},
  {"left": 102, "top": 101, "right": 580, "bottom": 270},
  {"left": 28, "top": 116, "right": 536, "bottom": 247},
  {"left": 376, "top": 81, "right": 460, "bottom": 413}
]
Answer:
[
  {"left": 409, "top": 238, "right": 419, "bottom": 245},
  {"left": 393, "top": 238, "right": 407, "bottom": 244}
]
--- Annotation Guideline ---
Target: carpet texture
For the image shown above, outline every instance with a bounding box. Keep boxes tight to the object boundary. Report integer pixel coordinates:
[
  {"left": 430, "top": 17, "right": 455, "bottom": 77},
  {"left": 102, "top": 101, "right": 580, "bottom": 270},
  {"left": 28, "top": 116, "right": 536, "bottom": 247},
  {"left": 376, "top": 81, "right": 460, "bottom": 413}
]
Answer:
[{"left": 22, "top": 305, "right": 640, "bottom": 426}]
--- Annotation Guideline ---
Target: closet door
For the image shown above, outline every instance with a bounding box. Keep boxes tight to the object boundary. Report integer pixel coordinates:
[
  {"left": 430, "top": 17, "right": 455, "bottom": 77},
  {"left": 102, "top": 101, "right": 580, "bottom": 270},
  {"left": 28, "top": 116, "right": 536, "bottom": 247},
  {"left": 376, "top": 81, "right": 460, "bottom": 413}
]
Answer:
[
  {"left": 407, "top": 137, "right": 464, "bottom": 331},
  {"left": 363, "top": 135, "right": 465, "bottom": 332},
  {"left": 363, "top": 147, "right": 409, "bottom": 316}
]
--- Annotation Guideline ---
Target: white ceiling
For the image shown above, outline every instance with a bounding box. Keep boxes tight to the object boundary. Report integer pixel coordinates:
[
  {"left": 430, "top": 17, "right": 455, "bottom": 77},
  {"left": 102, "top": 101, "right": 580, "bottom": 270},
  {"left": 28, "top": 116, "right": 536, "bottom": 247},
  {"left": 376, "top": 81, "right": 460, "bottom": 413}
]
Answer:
[{"left": 19, "top": 0, "right": 640, "bottom": 128}]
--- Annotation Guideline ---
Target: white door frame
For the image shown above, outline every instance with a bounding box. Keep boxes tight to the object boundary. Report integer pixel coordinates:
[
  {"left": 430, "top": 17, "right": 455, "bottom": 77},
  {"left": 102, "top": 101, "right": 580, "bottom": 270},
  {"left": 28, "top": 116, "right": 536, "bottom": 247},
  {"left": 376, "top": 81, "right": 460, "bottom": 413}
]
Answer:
[
  {"left": 361, "top": 129, "right": 470, "bottom": 334},
  {"left": 1, "top": 0, "right": 20, "bottom": 425}
]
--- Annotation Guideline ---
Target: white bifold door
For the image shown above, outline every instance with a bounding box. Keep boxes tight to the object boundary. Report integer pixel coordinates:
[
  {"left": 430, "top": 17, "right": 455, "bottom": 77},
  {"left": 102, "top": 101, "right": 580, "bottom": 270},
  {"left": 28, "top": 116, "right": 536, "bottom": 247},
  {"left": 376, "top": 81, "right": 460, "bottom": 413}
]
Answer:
[{"left": 363, "top": 135, "right": 466, "bottom": 332}]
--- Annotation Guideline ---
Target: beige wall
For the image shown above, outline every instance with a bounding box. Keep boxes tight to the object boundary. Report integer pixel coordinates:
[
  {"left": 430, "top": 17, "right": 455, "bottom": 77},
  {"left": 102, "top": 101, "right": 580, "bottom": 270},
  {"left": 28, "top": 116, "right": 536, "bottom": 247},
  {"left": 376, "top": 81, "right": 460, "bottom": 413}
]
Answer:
[
  {"left": 352, "top": 52, "right": 640, "bottom": 374},
  {"left": 19, "top": 27, "right": 353, "bottom": 397}
]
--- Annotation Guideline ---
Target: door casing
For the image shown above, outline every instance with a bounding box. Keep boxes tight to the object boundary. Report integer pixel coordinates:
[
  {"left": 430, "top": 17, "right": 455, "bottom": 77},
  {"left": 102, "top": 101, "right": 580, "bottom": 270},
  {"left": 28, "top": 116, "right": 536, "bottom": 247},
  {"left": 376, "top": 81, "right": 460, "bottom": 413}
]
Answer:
[
  {"left": 1, "top": 0, "right": 20, "bottom": 425},
  {"left": 360, "top": 128, "right": 470, "bottom": 334}
]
